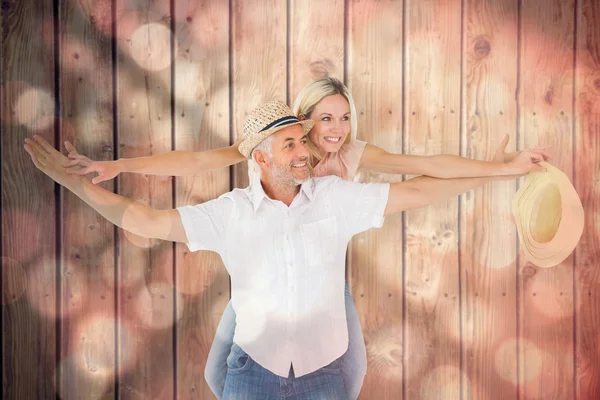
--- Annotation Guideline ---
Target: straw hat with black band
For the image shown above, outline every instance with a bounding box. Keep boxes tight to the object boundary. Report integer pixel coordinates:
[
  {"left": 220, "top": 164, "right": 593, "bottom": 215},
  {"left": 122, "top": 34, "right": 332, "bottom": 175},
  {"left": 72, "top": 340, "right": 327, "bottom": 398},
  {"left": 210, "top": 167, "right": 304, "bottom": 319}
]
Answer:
[
  {"left": 512, "top": 161, "right": 584, "bottom": 268},
  {"left": 239, "top": 100, "right": 315, "bottom": 159}
]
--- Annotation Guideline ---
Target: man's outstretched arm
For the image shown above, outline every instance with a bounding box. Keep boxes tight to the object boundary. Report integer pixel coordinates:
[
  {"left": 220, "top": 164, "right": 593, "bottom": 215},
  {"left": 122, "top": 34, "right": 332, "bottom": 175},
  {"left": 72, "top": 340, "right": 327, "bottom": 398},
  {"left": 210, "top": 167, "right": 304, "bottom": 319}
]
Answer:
[
  {"left": 24, "top": 135, "right": 187, "bottom": 243},
  {"left": 383, "top": 172, "right": 532, "bottom": 216}
]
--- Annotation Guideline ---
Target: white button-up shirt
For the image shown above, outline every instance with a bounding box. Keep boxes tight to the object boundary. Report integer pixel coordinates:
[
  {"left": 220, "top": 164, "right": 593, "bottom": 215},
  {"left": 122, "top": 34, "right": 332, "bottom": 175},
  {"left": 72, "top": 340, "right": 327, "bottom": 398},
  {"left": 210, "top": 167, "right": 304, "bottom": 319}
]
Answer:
[{"left": 177, "top": 175, "right": 390, "bottom": 377}]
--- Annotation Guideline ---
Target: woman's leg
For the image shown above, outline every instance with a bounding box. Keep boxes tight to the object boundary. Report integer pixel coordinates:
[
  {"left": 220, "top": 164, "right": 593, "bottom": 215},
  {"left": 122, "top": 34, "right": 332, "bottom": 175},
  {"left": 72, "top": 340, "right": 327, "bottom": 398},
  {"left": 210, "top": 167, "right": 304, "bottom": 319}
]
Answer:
[
  {"left": 205, "top": 300, "right": 237, "bottom": 399},
  {"left": 340, "top": 282, "right": 368, "bottom": 400}
]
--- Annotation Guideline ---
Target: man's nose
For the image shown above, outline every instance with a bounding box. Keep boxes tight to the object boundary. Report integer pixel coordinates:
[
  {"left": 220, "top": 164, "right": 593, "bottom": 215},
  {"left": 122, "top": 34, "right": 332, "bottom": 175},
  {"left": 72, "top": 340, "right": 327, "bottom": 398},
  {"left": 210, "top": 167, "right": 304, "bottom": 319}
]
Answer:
[{"left": 296, "top": 142, "right": 309, "bottom": 158}]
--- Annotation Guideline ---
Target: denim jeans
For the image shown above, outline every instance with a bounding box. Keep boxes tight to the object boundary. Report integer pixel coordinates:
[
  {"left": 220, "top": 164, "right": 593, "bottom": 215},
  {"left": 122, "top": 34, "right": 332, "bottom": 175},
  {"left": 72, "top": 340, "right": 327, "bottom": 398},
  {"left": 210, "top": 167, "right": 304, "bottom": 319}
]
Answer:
[
  {"left": 222, "top": 342, "right": 348, "bottom": 400},
  {"left": 205, "top": 283, "right": 367, "bottom": 400}
]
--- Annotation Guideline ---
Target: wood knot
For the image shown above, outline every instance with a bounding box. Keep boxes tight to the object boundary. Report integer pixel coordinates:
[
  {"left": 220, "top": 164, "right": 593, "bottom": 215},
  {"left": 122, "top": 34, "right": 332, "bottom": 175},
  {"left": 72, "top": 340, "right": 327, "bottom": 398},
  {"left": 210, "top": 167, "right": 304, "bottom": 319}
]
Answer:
[
  {"left": 309, "top": 59, "right": 336, "bottom": 79},
  {"left": 473, "top": 38, "right": 491, "bottom": 58},
  {"left": 102, "top": 144, "right": 113, "bottom": 152},
  {"left": 522, "top": 265, "right": 536, "bottom": 278},
  {"left": 545, "top": 87, "right": 555, "bottom": 105}
]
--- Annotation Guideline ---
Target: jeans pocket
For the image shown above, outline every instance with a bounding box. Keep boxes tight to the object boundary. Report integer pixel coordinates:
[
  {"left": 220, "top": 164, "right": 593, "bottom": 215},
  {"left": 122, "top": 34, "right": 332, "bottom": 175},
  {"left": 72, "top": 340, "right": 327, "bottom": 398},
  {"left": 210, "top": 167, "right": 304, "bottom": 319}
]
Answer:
[
  {"left": 320, "top": 357, "right": 342, "bottom": 374},
  {"left": 226, "top": 343, "right": 254, "bottom": 375}
]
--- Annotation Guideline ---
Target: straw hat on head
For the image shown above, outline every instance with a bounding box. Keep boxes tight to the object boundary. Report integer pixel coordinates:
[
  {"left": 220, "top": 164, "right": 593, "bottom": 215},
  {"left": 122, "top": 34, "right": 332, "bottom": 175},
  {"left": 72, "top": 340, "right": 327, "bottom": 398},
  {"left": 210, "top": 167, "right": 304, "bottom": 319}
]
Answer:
[
  {"left": 512, "top": 161, "right": 584, "bottom": 268},
  {"left": 238, "top": 100, "right": 315, "bottom": 158}
]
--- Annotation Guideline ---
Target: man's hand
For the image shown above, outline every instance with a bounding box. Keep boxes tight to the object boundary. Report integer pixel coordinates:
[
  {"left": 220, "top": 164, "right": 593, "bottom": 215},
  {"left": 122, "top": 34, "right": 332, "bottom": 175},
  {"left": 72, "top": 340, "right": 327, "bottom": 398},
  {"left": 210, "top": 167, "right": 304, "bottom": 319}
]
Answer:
[
  {"left": 62, "top": 141, "right": 122, "bottom": 184},
  {"left": 492, "top": 134, "right": 552, "bottom": 172},
  {"left": 24, "top": 135, "right": 83, "bottom": 189}
]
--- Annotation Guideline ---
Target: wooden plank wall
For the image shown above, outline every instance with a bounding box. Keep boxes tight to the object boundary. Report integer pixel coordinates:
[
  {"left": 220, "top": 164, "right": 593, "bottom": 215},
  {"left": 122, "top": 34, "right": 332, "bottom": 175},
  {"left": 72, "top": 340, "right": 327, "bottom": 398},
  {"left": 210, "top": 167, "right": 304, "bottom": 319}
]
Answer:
[
  {"left": 2, "top": 1, "right": 599, "bottom": 399},
  {"left": 461, "top": 0, "right": 520, "bottom": 399},
  {"left": 347, "top": 1, "right": 404, "bottom": 399},
  {"left": 59, "top": 0, "right": 116, "bottom": 398}
]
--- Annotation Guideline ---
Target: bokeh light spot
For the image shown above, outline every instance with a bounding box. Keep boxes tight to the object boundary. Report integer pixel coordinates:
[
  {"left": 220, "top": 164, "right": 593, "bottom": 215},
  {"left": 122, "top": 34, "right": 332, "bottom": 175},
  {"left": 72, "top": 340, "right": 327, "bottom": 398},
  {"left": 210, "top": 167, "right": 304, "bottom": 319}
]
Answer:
[
  {"left": 128, "top": 23, "right": 175, "bottom": 72},
  {"left": 134, "top": 282, "right": 183, "bottom": 330}
]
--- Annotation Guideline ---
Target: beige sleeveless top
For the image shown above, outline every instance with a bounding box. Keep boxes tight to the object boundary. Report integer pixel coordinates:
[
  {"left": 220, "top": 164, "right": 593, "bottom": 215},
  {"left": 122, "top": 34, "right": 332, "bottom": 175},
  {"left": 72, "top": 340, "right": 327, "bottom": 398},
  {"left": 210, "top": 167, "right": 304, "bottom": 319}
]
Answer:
[{"left": 311, "top": 139, "right": 367, "bottom": 181}]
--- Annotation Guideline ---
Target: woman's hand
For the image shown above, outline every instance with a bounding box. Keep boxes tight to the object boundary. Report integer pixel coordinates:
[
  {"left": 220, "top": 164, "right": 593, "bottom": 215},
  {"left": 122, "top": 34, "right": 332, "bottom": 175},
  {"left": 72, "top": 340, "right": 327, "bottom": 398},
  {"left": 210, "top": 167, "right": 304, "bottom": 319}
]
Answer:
[
  {"left": 24, "top": 136, "right": 82, "bottom": 189},
  {"left": 62, "top": 141, "right": 122, "bottom": 184}
]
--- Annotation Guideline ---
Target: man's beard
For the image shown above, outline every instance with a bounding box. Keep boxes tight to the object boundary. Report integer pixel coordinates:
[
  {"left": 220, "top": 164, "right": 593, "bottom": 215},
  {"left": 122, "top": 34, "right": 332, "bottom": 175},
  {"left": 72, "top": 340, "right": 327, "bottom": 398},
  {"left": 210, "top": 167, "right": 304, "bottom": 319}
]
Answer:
[{"left": 269, "top": 158, "right": 311, "bottom": 187}]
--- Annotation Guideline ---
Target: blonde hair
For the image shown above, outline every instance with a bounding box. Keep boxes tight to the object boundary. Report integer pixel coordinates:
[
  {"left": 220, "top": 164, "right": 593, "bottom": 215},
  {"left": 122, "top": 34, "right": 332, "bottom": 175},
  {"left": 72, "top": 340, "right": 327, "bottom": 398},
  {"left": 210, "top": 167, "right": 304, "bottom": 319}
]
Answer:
[{"left": 291, "top": 77, "right": 358, "bottom": 161}]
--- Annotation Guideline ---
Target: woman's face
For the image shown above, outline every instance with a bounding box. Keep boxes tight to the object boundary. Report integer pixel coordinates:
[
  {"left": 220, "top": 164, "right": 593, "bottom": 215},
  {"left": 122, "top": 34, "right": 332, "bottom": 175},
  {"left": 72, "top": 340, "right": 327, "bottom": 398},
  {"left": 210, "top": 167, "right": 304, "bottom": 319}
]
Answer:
[{"left": 306, "top": 94, "right": 351, "bottom": 154}]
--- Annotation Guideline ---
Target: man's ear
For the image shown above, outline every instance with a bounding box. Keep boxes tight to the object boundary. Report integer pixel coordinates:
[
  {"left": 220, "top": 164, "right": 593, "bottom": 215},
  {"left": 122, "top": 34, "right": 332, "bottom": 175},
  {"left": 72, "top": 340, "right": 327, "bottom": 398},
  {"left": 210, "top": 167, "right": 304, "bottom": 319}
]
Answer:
[{"left": 253, "top": 151, "right": 268, "bottom": 166}]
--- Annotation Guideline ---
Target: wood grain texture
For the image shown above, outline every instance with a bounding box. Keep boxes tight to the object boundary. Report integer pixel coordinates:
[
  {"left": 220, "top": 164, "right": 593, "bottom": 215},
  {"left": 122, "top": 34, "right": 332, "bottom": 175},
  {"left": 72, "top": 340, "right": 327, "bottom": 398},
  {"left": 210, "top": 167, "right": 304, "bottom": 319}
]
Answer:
[
  {"left": 173, "top": 1, "right": 231, "bottom": 398},
  {"left": 461, "top": 0, "right": 520, "bottom": 398},
  {"left": 288, "top": 0, "right": 345, "bottom": 103},
  {"left": 575, "top": 0, "right": 600, "bottom": 398},
  {"left": 1, "top": 0, "right": 58, "bottom": 398},
  {"left": 404, "top": 0, "right": 463, "bottom": 398},
  {"left": 346, "top": 1, "right": 403, "bottom": 399},
  {"left": 231, "top": 0, "right": 287, "bottom": 188},
  {"left": 57, "top": 1, "right": 116, "bottom": 398},
  {"left": 518, "top": 0, "right": 576, "bottom": 398},
  {"left": 115, "top": 2, "right": 175, "bottom": 398}
]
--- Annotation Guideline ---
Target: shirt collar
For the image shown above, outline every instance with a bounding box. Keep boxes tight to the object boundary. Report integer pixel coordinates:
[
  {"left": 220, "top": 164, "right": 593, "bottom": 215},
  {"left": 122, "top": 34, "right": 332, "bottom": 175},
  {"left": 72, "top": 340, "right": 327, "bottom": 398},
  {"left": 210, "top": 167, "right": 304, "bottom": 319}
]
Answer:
[
  {"left": 249, "top": 178, "right": 315, "bottom": 212},
  {"left": 250, "top": 180, "right": 267, "bottom": 212}
]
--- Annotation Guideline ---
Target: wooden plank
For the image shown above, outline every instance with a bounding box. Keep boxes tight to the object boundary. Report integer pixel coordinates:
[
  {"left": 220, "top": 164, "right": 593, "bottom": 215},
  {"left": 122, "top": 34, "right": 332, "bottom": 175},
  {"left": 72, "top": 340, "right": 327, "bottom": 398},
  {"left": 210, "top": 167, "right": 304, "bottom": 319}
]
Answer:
[
  {"left": 575, "top": 0, "right": 600, "bottom": 398},
  {"left": 288, "top": 0, "right": 345, "bottom": 102},
  {"left": 404, "top": 0, "right": 463, "bottom": 398},
  {"left": 173, "top": 0, "right": 231, "bottom": 398},
  {"left": 231, "top": 0, "right": 287, "bottom": 187},
  {"left": 57, "top": 1, "right": 116, "bottom": 398},
  {"left": 1, "top": 0, "right": 58, "bottom": 399},
  {"left": 518, "top": 0, "right": 576, "bottom": 398},
  {"left": 345, "top": 1, "right": 403, "bottom": 399},
  {"left": 460, "top": 0, "right": 520, "bottom": 398},
  {"left": 114, "top": 2, "right": 175, "bottom": 397}
]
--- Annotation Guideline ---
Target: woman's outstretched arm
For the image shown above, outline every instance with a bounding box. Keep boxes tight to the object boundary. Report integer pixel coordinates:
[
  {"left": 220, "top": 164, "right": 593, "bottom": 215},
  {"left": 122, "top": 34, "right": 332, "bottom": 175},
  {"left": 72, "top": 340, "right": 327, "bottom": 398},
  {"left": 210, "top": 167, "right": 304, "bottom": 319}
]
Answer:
[
  {"left": 63, "top": 138, "right": 245, "bottom": 184},
  {"left": 358, "top": 134, "right": 552, "bottom": 179}
]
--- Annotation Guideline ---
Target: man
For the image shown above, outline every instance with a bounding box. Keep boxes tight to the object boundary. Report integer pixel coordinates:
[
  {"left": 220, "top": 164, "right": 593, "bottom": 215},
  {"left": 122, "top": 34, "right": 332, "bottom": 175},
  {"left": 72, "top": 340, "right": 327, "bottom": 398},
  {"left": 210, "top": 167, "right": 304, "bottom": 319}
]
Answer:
[{"left": 24, "top": 100, "right": 544, "bottom": 399}]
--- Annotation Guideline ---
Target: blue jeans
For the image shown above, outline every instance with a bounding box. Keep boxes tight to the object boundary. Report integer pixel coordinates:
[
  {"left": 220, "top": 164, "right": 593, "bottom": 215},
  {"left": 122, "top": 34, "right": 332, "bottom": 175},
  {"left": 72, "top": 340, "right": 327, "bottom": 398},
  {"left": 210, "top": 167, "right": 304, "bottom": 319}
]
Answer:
[
  {"left": 222, "top": 342, "right": 348, "bottom": 400},
  {"left": 206, "top": 283, "right": 367, "bottom": 400}
]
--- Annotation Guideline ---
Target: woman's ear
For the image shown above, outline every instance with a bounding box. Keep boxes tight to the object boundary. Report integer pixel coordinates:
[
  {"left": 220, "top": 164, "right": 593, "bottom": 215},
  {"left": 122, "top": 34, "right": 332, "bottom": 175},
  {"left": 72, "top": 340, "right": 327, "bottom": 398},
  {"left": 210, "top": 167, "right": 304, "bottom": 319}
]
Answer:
[{"left": 298, "top": 113, "right": 306, "bottom": 121}]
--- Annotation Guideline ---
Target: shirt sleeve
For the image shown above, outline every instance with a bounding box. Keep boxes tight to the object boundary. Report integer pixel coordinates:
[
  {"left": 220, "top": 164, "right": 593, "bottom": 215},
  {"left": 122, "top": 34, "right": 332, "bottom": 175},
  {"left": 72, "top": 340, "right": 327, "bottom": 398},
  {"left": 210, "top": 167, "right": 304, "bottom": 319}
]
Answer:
[
  {"left": 176, "top": 194, "right": 234, "bottom": 253},
  {"left": 328, "top": 177, "right": 390, "bottom": 236}
]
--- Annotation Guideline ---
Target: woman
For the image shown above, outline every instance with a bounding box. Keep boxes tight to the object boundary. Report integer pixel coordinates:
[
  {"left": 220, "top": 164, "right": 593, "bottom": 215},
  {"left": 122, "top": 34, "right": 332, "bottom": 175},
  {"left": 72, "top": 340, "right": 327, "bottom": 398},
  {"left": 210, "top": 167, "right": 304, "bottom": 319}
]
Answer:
[{"left": 64, "top": 77, "right": 550, "bottom": 399}]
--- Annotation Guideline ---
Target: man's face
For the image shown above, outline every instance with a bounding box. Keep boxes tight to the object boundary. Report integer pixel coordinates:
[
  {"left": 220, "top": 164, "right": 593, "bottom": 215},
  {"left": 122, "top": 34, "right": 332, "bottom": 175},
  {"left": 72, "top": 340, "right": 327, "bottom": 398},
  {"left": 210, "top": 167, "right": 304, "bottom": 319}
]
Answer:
[{"left": 264, "top": 124, "right": 311, "bottom": 186}]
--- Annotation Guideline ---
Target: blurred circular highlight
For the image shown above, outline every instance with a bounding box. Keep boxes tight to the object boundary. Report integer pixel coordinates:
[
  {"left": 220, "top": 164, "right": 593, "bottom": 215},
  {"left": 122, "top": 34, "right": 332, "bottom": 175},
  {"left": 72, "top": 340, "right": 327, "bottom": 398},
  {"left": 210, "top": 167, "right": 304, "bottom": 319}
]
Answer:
[
  {"left": 1, "top": 80, "right": 33, "bottom": 125},
  {"left": 1, "top": 257, "right": 27, "bottom": 305},
  {"left": 527, "top": 264, "right": 581, "bottom": 319},
  {"left": 420, "top": 365, "right": 468, "bottom": 399},
  {"left": 14, "top": 87, "right": 55, "bottom": 130},
  {"left": 495, "top": 338, "right": 545, "bottom": 384},
  {"left": 121, "top": 201, "right": 165, "bottom": 249},
  {"left": 128, "top": 23, "right": 175, "bottom": 71},
  {"left": 134, "top": 282, "right": 184, "bottom": 330},
  {"left": 72, "top": 316, "right": 138, "bottom": 378},
  {"left": 364, "top": 323, "right": 404, "bottom": 383},
  {"left": 54, "top": 355, "right": 112, "bottom": 399},
  {"left": 26, "top": 258, "right": 87, "bottom": 319},
  {"left": 474, "top": 214, "right": 518, "bottom": 269}
]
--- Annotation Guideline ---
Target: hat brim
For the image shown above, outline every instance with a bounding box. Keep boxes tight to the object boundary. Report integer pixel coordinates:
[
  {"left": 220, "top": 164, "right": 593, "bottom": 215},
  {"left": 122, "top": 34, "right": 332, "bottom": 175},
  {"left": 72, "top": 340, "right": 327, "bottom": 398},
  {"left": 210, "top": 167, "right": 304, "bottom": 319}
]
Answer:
[
  {"left": 238, "top": 119, "right": 315, "bottom": 158},
  {"left": 512, "top": 162, "right": 584, "bottom": 268}
]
